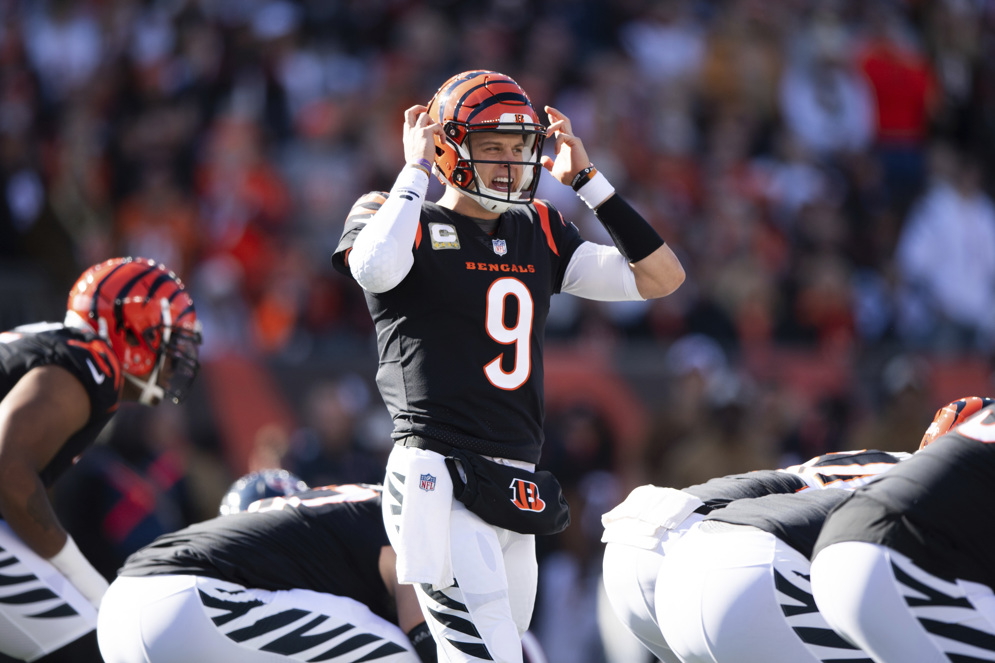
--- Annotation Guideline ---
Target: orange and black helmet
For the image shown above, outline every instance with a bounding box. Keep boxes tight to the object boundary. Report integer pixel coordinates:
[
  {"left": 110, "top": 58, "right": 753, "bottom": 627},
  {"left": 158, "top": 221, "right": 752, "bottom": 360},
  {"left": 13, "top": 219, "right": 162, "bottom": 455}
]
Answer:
[
  {"left": 427, "top": 70, "right": 546, "bottom": 213},
  {"left": 65, "top": 257, "right": 202, "bottom": 405},
  {"left": 919, "top": 396, "right": 995, "bottom": 449}
]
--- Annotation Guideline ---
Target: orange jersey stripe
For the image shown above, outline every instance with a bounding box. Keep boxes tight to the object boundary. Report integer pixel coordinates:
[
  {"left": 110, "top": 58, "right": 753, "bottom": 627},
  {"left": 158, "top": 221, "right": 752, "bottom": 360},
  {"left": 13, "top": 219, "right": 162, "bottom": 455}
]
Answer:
[{"left": 533, "top": 201, "right": 559, "bottom": 256}]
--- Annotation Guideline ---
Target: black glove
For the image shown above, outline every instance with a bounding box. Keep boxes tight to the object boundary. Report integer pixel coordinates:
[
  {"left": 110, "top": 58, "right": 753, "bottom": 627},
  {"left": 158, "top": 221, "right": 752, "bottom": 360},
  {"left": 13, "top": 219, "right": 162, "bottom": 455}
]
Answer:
[{"left": 407, "top": 622, "right": 437, "bottom": 663}]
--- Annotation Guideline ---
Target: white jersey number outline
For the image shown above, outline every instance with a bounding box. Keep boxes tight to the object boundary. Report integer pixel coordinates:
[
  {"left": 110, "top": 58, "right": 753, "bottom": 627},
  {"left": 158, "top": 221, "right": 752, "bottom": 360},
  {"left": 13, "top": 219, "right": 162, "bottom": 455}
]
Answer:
[{"left": 483, "top": 277, "right": 534, "bottom": 391}]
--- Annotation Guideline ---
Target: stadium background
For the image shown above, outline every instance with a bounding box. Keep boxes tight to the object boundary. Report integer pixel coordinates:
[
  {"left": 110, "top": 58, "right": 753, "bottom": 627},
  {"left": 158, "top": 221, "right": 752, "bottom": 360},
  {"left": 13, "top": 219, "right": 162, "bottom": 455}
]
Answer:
[{"left": 1, "top": 0, "right": 994, "bottom": 660}]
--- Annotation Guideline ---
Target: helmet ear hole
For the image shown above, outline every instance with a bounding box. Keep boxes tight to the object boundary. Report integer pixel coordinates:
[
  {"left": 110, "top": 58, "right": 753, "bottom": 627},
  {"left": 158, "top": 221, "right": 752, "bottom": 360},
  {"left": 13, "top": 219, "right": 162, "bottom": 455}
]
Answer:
[
  {"left": 125, "top": 329, "right": 141, "bottom": 346},
  {"left": 454, "top": 167, "right": 473, "bottom": 187}
]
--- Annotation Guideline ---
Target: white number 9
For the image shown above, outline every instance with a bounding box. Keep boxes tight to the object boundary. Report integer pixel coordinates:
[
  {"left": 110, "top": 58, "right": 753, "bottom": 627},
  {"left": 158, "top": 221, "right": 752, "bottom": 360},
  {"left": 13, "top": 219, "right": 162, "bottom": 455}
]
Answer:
[{"left": 483, "top": 277, "right": 534, "bottom": 391}]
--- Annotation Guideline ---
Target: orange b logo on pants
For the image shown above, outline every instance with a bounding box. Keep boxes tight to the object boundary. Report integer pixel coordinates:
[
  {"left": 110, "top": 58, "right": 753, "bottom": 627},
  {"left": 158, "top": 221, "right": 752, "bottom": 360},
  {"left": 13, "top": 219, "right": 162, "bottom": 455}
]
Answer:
[{"left": 510, "top": 479, "right": 546, "bottom": 512}]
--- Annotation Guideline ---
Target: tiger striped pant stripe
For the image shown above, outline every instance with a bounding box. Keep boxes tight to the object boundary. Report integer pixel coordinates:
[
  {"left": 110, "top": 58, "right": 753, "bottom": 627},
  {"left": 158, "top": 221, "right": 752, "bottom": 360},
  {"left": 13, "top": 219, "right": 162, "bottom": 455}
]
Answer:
[
  {"left": 891, "top": 556, "right": 995, "bottom": 661},
  {"left": 199, "top": 588, "right": 408, "bottom": 661},
  {"left": 775, "top": 566, "right": 873, "bottom": 662},
  {"left": 416, "top": 582, "right": 493, "bottom": 661}
]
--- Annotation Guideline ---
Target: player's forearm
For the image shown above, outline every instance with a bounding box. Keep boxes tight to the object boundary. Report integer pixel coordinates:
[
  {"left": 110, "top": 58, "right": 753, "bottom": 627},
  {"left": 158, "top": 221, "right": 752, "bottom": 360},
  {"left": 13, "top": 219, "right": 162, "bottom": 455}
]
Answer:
[
  {"left": 349, "top": 165, "right": 429, "bottom": 293},
  {"left": 0, "top": 463, "right": 67, "bottom": 558},
  {"left": 573, "top": 167, "right": 684, "bottom": 298}
]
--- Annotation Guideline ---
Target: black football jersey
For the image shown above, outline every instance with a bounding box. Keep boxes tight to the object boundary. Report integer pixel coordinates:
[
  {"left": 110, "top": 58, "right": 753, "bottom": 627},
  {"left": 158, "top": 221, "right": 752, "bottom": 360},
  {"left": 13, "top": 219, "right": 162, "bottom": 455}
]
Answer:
[
  {"left": 334, "top": 197, "right": 584, "bottom": 464},
  {"left": 683, "top": 470, "right": 808, "bottom": 510},
  {"left": 684, "top": 449, "right": 905, "bottom": 512},
  {"left": 119, "top": 484, "right": 396, "bottom": 622},
  {"left": 0, "top": 323, "right": 122, "bottom": 486},
  {"left": 814, "top": 406, "right": 995, "bottom": 588},
  {"left": 705, "top": 489, "right": 851, "bottom": 558}
]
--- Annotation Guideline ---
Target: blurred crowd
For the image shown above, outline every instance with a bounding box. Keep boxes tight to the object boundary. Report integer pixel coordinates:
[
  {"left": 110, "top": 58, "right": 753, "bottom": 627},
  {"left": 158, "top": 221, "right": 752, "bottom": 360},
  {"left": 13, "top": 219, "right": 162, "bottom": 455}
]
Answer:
[{"left": 3, "top": 0, "right": 995, "bottom": 660}]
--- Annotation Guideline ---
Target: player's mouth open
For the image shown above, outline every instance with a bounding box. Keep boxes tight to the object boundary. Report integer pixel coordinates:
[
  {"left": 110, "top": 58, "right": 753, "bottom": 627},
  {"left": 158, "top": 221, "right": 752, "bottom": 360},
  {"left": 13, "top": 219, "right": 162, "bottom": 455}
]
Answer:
[{"left": 492, "top": 176, "right": 513, "bottom": 192}]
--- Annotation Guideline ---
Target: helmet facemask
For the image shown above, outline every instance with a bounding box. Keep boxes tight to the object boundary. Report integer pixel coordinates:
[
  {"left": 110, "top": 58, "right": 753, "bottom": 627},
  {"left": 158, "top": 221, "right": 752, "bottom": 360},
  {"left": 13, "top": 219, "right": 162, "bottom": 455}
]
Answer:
[
  {"left": 448, "top": 121, "right": 546, "bottom": 214},
  {"left": 128, "top": 298, "right": 203, "bottom": 405}
]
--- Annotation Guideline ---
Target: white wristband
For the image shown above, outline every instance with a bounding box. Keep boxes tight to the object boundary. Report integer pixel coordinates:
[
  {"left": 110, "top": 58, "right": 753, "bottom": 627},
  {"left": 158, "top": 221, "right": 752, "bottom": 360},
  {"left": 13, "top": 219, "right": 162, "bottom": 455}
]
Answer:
[
  {"left": 576, "top": 170, "right": 616, "bottom": 209},
  {"left": 48, "top": 535, "right": 109, "bottom": 608}
]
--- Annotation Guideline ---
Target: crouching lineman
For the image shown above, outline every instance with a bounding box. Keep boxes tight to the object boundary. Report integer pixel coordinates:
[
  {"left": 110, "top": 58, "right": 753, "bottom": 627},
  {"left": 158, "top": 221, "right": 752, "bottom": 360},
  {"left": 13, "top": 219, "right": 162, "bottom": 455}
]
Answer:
[
  {"left": 600, "top": 447, "right": 911, "bottom": 663},
  {"left": 811, "top": 397, "right": 995, "bottom": 663},
  {"left": 0, "top": 257, "right": 201, "bottom": 662},
  {"left": 96, "top": 470, "right": 550, "bottom": 663},
  {"left": 97, "top": 472, "right": 433, "bottom": 663}
]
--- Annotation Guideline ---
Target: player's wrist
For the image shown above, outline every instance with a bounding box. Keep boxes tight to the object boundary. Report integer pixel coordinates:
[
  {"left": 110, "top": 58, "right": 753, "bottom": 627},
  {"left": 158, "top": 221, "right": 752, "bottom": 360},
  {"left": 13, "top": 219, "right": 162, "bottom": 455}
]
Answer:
[
  {"left": 394, "top": 162, "right": 431, "bottom": 195},
  {"left": 573, "top": 166, "right": 615, "bottom": 209},
  {"left": 406, "top": 158, "right": 433, "bottom": 178}
]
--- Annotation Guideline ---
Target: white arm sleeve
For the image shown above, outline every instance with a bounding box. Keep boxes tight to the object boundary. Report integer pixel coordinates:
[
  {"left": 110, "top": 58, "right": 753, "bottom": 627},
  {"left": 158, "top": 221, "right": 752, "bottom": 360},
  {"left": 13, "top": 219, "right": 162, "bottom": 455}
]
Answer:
[
  {"left": 349, "top": 166, "right": 429, "bottom": 293},
  {"left": 561, "top": 241, "right": 644, "bottom": 301}
]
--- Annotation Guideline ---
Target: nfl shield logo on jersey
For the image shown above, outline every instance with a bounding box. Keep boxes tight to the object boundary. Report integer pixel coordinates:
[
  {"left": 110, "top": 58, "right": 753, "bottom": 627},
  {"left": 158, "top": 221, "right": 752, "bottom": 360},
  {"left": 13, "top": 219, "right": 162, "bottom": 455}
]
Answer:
[
  {"left": 419, "top": 473, "right": 436, "bottom": 492},
  {"left": 492, "top": 239, "right": 507, "bottom": 256}
]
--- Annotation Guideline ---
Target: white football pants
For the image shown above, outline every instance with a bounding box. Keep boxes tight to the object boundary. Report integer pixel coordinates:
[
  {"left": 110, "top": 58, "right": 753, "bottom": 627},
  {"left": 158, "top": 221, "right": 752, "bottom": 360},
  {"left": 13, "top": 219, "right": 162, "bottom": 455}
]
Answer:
[
  {"left": 0, "top": 521, "right": 97, "bottom": 662},
  {"left": 655, "top": 523, "right": 872, "bottom": 663},
  {"left": 96, "top": 575, "right": 419, "bottom": 663},
  {"left": 812, "top": 541, "right": 995, "bottom": 663},
  {"left": 383, "top": 445, "right": 538, "bottom": 663}
]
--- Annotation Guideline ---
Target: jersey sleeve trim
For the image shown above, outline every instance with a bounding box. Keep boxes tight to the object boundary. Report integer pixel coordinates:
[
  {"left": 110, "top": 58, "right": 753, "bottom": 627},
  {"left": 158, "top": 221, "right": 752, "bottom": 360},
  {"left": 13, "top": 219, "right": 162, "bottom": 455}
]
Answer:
[{"left": 532, "top": 201, "right": 559, "bottom": 256}]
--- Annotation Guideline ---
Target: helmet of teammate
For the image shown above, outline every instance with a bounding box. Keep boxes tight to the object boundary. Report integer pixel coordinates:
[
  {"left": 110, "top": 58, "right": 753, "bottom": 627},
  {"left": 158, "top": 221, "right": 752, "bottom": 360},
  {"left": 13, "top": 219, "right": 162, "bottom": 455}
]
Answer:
[
  {"left": 65, "top": 257, "right": 202, "bottom": 406},
  {"left": 919, "top": 396, "right": 995, "bottom": 449},
  {"left": 218, "top": 469, "right": 309, "bottom": 516},
  {"left": 427, "top": 70, "right": 546, "bottom": 214}
]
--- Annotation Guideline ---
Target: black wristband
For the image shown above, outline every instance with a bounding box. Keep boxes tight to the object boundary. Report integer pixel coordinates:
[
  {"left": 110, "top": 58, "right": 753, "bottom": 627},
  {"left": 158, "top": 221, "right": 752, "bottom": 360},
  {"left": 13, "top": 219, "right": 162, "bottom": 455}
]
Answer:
[
  {"left": 594, "top": 194, "right": 665, "bottom": 263},
  {"left": 571, "top": 165, "right": 597, "bottom": 191},
  {"left": 407, "top": 622, "right": 437, "bottom": 663}
]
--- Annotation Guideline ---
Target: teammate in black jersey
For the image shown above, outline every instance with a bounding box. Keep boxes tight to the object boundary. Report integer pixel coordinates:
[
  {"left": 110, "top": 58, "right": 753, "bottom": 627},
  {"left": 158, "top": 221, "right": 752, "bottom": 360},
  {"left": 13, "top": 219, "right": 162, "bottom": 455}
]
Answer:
[
  {"left": 97, "top": 473, "right": 550, "bottom": 663},
  {"left": 600, "top": 449, "right": 908, "bottom": 663},
  {"left": 811, "top": 398, "right": 995, "bottom": 663},
  {"left": 0, "top": 257, "right": 200, "bottom": 663},
  {"left": 332, "top": 70, "right": 686, "bottom": 663},
  {"left": 97, "top": 479, "right": 433, "bottom": 663}
]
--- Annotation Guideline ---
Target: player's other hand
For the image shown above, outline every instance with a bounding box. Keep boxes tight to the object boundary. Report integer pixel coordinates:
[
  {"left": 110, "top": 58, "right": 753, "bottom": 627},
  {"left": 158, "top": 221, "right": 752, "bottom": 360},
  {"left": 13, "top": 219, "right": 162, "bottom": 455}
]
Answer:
[
  {"left": 403, "top": 105, "right": 442, "bottom": 167},
  {"left": 541, "top": 106, "right": 592, "bottom": 186}
]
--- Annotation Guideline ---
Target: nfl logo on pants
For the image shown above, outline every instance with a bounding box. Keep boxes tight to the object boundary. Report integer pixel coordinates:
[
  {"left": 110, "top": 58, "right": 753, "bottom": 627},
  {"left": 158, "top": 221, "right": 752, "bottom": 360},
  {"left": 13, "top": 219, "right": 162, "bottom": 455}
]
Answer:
[{"left": 420, "top": 473, "right": 436, "bottom": 492}]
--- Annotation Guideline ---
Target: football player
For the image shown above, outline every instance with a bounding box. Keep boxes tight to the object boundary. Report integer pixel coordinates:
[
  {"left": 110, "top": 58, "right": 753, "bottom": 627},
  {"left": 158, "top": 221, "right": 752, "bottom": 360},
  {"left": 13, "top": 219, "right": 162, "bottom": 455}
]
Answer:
[
  {"left": 0, "top": 257, "right": 201, "bottom": 662},
  {"left": 97, "top": 471, "right": 550, "bottom": 663},
  {"left": 601, "top": 397, "right": 992, "bottom": 663},
  {"left": 601, "top": 448, "right": 910, "bottom": 662},
  {"left": 332, "top": 70, "right": 686, "bottom": 663},
  {"left": 811, "top": 398, "right": 995, "bottom": 662}
]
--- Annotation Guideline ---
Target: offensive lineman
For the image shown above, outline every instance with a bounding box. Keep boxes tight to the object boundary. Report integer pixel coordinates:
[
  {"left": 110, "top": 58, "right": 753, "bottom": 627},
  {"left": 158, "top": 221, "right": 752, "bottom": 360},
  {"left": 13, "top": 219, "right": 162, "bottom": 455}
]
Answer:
[
  {"left": 811, "top": 399, "right": 995, "bottom": 662},
  {"left": 0, "top": 257, "right": 201, "bottom": 662},
  {"left": 332, "top": 70, "right": 686, "bottom": 662},
  {"left": 97, "top": 472, "right": 550, "bottom": 663},
  {"left": 97, "top": 479, "right": 433, "bottom": 663},
  {"left": 601, "top": 448, "right": 910, "bottom": 662},
  {"left": 600, "top": 397, "right": 991, "bottom": 663}
]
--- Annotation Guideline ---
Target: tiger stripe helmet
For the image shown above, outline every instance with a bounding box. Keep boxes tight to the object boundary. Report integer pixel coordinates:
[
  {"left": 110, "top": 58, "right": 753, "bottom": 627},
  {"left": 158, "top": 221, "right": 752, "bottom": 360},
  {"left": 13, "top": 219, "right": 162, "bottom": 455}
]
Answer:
[
  {"left": 427, "top": 70, "right": 546, "bottom": 213},
  {"left": 919, "top": 396, "right": 995, "bottom": 449},
  {"left": 65, "top": 257, "right": 202, "bottom": 405}
]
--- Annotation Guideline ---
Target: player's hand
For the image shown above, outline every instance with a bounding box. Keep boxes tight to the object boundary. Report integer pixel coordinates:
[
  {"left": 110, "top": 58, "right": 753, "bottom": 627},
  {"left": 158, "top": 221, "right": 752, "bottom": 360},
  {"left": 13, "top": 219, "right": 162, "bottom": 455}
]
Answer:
[
  {"left": 541, "top": 106, "right": 592, "bottom": 186},
  {"left": 403, "top": 105, "right": 442, "bottom": 168}
]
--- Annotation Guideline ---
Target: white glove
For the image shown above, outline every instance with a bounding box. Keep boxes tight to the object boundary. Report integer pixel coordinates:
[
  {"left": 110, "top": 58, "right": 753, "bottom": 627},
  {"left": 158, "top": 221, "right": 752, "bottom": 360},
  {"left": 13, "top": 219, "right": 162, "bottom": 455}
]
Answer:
[{"left": 47, "top": 535, "right": 109, "bottom": 608}]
